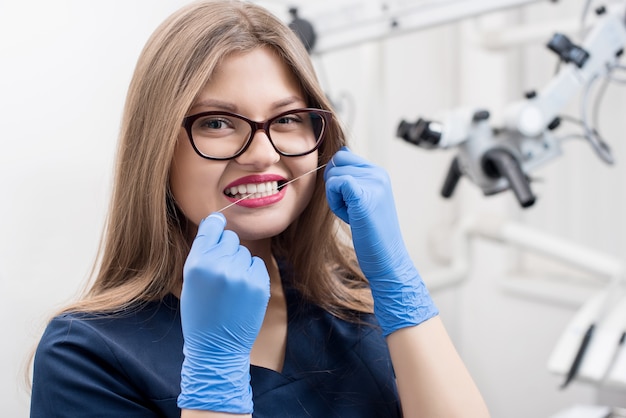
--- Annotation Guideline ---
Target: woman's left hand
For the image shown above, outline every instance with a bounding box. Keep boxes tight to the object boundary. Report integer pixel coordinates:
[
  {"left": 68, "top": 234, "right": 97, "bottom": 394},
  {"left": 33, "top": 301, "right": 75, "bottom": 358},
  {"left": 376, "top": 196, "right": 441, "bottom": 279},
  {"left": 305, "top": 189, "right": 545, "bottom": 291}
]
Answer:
[{"left": 324, "top": 147, "right": 438, "bottom": 336}]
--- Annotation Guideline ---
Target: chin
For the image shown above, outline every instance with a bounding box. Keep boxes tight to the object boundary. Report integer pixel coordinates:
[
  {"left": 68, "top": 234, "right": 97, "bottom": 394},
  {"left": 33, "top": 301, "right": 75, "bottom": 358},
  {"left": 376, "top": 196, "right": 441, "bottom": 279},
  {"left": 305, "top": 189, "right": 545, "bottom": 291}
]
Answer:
[{"left": 230, "top": 220, "right": 291, "bottom": 242}]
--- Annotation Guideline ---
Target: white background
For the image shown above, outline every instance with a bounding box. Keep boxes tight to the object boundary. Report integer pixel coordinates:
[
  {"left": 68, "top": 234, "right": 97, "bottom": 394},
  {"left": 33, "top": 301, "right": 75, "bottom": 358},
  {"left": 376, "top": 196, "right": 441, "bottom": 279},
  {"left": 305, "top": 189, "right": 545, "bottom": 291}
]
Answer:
[{"left": 2, "top": 1, "right": 625, "bottom": 417}]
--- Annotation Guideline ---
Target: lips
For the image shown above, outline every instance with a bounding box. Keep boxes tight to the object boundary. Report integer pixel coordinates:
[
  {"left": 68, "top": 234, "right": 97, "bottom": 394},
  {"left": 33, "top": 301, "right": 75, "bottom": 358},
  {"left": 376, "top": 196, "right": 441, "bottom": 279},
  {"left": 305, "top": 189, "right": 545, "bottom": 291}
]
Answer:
[{"left": 223, "top": 174, "right": 288, "bottom": 207}]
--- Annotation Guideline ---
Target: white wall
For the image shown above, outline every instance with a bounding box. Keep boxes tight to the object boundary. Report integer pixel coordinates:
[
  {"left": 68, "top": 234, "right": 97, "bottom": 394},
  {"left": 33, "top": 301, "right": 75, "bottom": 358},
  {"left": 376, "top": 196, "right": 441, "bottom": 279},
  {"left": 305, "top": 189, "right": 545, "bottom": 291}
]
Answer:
[
  {"left": 0, "top": 1, "right": 191, "bottom": 415},
  {"left": 311, "top": 1, "right": 626, "bottom": 417},
  {"left": 2, "top": 1, "right": 625, "bottom": 417}
]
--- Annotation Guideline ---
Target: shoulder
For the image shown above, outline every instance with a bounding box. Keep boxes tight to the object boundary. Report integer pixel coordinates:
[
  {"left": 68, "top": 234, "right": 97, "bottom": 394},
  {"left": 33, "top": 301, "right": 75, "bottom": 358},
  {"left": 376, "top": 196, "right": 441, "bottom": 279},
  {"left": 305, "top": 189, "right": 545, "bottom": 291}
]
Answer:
[
  {"left": 37, "top": 296, "right": 181, "bottom": 356},
  {"left": 33, "top": 299, "right": 177, "bottom": 382},
  {"left": 31, "top": 313, "right": 132, "bottom": 416},
  {"left": 35, "top": 312, "right": 113, "bottom": 363},
  {"left": 31, "top": 297, "right": 183, "bottom": 417}
]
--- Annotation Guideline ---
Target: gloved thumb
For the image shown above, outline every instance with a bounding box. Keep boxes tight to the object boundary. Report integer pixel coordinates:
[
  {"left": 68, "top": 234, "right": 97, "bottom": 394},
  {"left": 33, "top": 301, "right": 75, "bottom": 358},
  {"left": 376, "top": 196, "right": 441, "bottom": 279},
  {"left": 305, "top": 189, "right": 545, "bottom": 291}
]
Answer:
[{"left": 194, "top": 213, "right": 227, "bottom": 247}]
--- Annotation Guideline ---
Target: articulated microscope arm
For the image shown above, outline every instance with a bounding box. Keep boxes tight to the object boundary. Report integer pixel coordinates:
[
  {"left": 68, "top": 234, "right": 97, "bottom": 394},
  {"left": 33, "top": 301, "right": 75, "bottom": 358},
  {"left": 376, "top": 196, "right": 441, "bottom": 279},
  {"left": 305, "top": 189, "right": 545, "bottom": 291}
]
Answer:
[{"left": 397, "top": 5, "right": 626, "bottom": 208}]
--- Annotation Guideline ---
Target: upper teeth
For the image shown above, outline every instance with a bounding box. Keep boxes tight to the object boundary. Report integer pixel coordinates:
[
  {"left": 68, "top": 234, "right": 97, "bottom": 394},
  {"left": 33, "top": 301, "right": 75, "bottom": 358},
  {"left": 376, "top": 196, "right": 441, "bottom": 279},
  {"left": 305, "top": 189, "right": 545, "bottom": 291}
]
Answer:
[{"left": 227, "top": 181, "right": 279, "bottom": 197}]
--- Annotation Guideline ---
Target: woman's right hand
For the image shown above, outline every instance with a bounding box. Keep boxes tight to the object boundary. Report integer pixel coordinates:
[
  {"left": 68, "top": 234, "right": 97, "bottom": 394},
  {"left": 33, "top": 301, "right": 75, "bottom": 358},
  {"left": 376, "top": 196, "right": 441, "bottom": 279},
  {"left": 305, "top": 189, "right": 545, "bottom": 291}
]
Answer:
[{"left": 178, "top": 213, "right": 270, "bottom": 414}]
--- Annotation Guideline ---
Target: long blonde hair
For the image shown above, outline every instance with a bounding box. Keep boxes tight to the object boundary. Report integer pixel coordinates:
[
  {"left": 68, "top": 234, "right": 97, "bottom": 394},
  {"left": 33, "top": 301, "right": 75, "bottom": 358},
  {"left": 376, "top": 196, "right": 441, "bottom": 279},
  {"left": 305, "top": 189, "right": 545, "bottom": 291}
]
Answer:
[{"left": 60, "top": 0, "right": 372, "bottom": 317}]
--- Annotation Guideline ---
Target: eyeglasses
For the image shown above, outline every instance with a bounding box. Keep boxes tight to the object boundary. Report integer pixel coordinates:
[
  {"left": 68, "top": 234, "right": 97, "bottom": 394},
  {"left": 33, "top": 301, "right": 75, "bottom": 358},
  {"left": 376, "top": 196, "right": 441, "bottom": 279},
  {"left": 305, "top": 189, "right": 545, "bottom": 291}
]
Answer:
[{"left": 182, "top": 108, "right": 333, "bottom": 160}]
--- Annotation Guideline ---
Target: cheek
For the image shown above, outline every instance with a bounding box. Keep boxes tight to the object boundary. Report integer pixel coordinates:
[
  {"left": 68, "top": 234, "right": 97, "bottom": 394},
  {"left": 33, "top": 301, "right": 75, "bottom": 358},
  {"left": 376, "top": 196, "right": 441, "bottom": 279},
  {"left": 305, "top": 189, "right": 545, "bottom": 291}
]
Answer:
[
  {"left": 169, "top": 135, "right": 223, "bottom": 224},
  {"left": 297, "top": 173, "right": 317, "bottom": 210}
]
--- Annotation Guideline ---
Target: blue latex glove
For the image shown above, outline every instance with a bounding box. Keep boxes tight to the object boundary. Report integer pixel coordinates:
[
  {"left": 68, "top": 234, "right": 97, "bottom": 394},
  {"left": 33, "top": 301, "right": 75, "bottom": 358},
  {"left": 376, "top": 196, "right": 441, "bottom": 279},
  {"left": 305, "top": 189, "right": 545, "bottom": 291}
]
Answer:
[
  {"left": 178, "top": 213, "right": 270, "bottom": 413},
  {"left": 324, "top": 148, "right": 438, "bottom": 336}
]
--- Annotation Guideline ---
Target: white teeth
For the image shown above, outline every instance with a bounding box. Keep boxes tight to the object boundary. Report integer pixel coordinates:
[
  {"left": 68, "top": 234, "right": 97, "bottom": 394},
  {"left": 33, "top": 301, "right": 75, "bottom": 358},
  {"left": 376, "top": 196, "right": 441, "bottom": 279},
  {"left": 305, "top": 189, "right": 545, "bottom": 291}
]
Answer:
[{"left": 226, "top": 181, "right": 280, "bottom": 198}]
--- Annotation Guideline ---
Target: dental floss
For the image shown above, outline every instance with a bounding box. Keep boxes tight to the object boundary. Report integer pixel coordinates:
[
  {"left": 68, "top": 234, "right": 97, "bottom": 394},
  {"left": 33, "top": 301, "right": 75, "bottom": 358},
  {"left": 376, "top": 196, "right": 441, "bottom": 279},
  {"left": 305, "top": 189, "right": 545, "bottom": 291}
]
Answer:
[{"left": 217, "top": 163, "right": 328, "bottom": 213}]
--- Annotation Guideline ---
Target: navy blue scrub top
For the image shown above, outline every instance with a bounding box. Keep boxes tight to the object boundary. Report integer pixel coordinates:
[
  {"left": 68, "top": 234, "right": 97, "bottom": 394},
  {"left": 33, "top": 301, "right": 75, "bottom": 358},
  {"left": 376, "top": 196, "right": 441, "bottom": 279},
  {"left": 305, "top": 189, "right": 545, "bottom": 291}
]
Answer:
[{"left": 31, "top": 275, "right": 401, "bottom": 417}]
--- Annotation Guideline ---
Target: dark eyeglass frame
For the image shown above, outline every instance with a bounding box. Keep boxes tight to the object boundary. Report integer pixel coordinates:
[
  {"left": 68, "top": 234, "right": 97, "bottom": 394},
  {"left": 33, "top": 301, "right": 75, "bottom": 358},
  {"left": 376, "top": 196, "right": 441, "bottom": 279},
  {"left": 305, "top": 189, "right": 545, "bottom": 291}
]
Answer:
[{"left": 182, "top": 107, "right": 333, "bottom": 161}]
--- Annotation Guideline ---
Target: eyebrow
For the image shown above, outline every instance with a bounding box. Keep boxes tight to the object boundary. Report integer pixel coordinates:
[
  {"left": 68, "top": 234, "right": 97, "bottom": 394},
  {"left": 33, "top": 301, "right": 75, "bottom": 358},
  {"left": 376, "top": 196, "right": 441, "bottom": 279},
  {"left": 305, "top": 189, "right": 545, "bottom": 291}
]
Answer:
[
  {"left": 271, "top": 95, "right": 306, "bottom": 109},
  {"left": 190, "top": 95, "right": 306, "bottom": 114},
  {"left": 190, "top": 99, "right": 237, "bottom": 113}
]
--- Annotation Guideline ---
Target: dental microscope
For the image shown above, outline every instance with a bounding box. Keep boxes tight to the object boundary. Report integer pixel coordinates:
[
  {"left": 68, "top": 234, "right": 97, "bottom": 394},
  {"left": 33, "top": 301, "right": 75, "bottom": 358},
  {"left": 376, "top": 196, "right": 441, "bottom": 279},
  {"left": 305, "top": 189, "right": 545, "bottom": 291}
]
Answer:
[{"left": 396, "top": 4, "right": 626, "bottom": 208}]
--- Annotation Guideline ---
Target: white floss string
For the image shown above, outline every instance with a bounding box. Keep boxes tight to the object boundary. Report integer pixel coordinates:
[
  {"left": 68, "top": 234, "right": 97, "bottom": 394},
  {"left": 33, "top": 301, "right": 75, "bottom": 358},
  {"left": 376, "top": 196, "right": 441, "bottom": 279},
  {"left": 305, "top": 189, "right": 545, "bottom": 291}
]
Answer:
[{"left": 217, "top": 163, "right": 328, "bottom": 213}]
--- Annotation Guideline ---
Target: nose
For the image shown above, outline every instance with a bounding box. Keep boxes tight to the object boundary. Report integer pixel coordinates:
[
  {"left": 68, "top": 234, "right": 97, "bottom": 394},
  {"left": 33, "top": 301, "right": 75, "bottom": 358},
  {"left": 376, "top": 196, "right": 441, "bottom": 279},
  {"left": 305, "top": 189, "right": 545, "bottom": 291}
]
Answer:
[{"left": 234, "top": 129, "right": 280, "bottom": 168}]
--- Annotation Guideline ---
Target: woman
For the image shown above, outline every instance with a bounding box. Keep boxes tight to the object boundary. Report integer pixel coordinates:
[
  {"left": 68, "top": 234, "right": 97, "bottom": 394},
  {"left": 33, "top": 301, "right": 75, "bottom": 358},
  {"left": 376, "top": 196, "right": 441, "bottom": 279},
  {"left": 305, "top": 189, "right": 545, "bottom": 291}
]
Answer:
[{"left": 30, "top": 1, "right": 490, "bottom": 417}]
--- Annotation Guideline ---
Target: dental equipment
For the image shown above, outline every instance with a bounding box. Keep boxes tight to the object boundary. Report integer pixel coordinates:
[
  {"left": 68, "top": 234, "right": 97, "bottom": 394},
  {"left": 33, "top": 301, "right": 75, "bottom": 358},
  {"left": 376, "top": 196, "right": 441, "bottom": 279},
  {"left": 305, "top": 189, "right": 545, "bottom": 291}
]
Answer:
[{"left": 397, "top": 3, "right": 626, "bottom": 207}]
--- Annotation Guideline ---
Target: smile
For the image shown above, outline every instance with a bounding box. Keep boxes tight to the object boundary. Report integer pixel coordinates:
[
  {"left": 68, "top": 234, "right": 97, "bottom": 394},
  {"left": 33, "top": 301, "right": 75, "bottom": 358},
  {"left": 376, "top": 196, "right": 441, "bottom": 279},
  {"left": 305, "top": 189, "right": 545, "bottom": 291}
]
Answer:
[{"left": 224, "top": 180, "right": 286, "bottom": 199}]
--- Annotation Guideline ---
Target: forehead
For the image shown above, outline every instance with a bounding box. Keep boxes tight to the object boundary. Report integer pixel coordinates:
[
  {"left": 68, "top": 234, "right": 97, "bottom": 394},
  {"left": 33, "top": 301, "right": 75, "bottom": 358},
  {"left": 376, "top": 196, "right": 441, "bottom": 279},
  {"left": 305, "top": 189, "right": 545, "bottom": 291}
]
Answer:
[{"left": 191, "top": 47, "right": 306, "bottom": 115}]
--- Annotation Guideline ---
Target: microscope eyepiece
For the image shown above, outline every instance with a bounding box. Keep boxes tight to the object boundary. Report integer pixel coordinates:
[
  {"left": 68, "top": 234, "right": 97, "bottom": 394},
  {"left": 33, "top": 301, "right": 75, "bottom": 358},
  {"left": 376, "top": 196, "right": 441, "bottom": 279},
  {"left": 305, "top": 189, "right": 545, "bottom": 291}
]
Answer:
[{"left": 396, "top": 118, "right": 442, "bottom": 148}]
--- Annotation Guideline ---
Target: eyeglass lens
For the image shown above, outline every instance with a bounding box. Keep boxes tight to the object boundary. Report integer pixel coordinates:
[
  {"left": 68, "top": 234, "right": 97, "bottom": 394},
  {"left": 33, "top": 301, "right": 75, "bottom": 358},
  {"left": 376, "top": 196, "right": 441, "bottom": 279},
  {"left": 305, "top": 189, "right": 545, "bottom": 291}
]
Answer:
[{"left": 190, "top": 110, "right": 325, "bottom": 159}]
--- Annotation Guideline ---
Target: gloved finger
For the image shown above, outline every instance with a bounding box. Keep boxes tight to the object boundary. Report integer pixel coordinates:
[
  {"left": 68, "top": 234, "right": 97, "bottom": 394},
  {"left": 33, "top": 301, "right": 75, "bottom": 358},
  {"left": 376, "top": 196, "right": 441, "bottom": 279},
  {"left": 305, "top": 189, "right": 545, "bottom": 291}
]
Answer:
[
  {"left": 194, "top": 213, "right": 227, "bottom": 247},
  {"left": 325, "top": 156, "right": 390, "bottom": 196},
  {"left": 247, "top": 256, "right": 271, "bottom": 297},
  {"left": 229, "top": 247, "right": 268, "bottom": 285},
  {"left": 325, "top": 175, "right": 368, "bottom": 224},
  {"left": 325, "top": 179, "right": 348, "bottom": 224},
  {"left": 324, "top": 147, "right": 369, "bottom": 174},
  {"left": 325, "top": 155, "right": 379, "bottom": 187},
  {"left": 325, "top": 166, "right": 379, "bottom": 186},
  {"left": 325, "top": 147, "right": 354, "bottom": 180},
  {"left": 325, "top": 175, "right": 365, "bottom": 204},
  {"left": 191, "top": 219, "right": 241, "bottom": 259},
  {"left": 214, "top": 230, "right": 242, "bottom": 256}
]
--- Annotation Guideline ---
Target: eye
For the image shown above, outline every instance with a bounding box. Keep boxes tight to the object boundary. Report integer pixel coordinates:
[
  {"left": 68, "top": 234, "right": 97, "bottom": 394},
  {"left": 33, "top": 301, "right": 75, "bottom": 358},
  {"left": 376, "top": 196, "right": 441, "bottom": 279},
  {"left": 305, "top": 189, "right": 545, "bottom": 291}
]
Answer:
[
  {"left": 274, "top": 114, "right": 302, "bottom": 125},
  {"left": 197, "top": 116, "right": 233, "bottom": 130}
]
